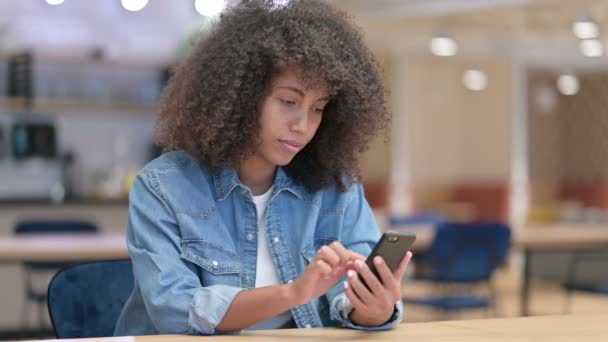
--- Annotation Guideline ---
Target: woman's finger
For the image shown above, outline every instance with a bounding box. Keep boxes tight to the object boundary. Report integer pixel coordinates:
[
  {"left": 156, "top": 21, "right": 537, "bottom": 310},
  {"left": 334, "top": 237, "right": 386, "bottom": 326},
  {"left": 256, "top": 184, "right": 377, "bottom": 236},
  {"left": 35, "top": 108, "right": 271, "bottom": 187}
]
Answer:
[
  {"left": 343, "top": 280, "right": 365, "bottom": 311},
  {"left": 315, "top": 259, "right": 333, "bottom": 279},
  {"left": 329, "top": 241, "right": 351, "bottom": 265},
  {"left": 317, "top": 245, "right": 340, "bottom": 267},
  {"left": 354, "top": 259, "right": 385, "bottom": 296},
  {"left": 393, "top": 251, "right": 413, "bottom": 280},
  {"left": 374, "top": 256, "right": 400, "bottom": 297},
  {"left": 348, "top": 250, "right": 366, "bottom": 262},
  {"left": 347, "top": 269, "right": 375, "bottom": 304}
]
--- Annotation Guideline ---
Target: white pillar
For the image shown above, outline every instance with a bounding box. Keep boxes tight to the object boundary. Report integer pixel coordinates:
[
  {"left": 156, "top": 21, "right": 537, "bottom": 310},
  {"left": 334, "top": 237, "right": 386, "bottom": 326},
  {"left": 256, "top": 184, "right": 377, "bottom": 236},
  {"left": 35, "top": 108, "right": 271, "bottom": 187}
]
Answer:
[
  {"left": 388, "top": 53, "right": 414, "bottom": 218},
  {"left": 509, "top": 58, "right": 530, "bottom": 231}
]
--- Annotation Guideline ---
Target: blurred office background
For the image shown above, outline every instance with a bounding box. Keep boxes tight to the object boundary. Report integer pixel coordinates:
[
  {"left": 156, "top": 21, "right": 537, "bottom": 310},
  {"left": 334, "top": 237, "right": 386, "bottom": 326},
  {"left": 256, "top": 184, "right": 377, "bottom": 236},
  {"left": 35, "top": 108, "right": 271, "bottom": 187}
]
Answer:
[{"left": 1, "top": 0, "right": 608, "bottom": 339}]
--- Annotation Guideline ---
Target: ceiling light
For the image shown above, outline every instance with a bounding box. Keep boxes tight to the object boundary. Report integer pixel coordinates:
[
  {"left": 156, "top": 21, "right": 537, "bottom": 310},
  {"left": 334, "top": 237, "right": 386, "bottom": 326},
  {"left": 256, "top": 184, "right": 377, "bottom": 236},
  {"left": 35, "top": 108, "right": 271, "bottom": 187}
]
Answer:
[
  {"left": 195, "top": 0, "right": 226, "bottom": 17},
  {"left": 429, "top": 36, "right": 457, "bottom": 57},
  {"left": 557, "top": 74, "right": 580, "bottom": 96},
  {"left": 579, "top": 39, "right": 603, "bottom": 57},
  {"left": 463, "top": 69, "right": 488, "bottom": 91},
  {"left": 573, "top": 15, "right": 599, "bottom": 39},
  {"left": 121, "top": 0, "right": 149, "bottom": 12}
]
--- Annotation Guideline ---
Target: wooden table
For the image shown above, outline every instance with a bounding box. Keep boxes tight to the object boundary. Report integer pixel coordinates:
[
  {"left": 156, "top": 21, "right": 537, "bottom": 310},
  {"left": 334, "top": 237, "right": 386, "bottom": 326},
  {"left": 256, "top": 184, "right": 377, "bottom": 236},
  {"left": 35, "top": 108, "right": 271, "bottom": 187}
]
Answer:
[
  {"left": 0, "top": 233, "right": 128, "bottom": 263},
  {"left": 516, "top": 224, "right": 608, "bottom": 316},
  {"left": 21, "top": 313, "right": 608, "bottom": 341},
  {"left": 390, "top": 223, "right": 608, "bottom": 317},
  {"left": 3, "top": 225, "right": 607, "bottom": 318}
]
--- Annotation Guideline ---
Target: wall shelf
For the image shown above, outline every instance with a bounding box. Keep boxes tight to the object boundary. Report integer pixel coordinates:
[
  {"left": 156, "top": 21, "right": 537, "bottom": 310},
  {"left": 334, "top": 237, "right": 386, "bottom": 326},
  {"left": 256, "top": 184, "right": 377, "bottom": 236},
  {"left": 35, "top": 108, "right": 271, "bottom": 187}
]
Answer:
[{"left": 0, "top": 97, "right": 157, "bottom": 116}]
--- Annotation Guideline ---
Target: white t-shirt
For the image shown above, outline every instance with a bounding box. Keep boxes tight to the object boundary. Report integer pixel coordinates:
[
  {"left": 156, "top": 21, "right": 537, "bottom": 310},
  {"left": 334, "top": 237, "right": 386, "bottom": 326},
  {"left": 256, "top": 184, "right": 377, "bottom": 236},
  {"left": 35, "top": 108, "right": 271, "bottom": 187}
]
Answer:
[{"left": 249, "top": 186, "right": 293, "bottom": 330}]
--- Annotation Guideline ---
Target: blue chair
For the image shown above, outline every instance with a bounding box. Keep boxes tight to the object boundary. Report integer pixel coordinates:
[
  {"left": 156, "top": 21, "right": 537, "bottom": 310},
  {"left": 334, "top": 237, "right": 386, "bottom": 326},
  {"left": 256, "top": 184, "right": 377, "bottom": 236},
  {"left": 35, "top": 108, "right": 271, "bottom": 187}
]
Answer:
[
  {"left": 47, "top": 260, "right": 134, "bottom": 338},
  {"left": 389, "top": 212, "right": 446, "bottom": 278},
  {"left": 14, "top": 219, "right": 98, "bottom": 328},
  {"left": 404, "top": 222, "right": 511, "bottom": 316}
]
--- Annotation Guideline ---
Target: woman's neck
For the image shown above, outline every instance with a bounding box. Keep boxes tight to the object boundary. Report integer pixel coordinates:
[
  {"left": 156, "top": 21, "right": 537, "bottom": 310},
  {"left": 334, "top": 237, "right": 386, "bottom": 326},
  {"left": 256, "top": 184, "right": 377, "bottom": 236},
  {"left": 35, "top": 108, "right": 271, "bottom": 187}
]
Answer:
[{"left": 238, "top": 157, "right": 277, "bottom": 196}]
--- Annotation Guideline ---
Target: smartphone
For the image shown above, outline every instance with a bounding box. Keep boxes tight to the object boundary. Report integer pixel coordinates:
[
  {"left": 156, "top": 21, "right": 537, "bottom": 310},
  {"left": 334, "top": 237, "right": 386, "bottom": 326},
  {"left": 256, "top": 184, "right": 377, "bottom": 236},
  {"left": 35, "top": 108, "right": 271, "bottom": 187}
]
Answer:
[{"left": 358, "top": 232, "right": 416, "bottom": 287}]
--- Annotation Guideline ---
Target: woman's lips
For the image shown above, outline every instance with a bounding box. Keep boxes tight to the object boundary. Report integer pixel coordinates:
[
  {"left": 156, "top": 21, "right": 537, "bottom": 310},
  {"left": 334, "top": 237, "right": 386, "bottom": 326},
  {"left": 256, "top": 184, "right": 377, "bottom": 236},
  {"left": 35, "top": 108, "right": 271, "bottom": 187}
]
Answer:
[{"left": 279, "top": 140, "right": 302, "bottom": 154}]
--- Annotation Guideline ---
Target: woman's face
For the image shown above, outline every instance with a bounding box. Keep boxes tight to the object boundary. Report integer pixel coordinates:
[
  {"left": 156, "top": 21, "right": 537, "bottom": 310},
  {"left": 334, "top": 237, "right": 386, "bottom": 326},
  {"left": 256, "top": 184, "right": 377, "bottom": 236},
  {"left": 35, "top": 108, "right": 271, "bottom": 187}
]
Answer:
[{"left": 253, "top": 68, "right": 329, "bottom": 167}]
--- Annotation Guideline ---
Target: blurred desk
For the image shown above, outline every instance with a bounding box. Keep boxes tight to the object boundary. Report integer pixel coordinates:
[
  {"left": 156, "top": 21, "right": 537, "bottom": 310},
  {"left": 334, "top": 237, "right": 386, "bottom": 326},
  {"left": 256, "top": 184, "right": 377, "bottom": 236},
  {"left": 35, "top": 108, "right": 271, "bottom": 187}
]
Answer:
[
  {"left": 16, "top": 313, "right": 608, "bottom": 341},
  {"left": 516, "top": 224, "right": 608, "bottom": 250},
  {"left": 0, "top": 233, "right": 127, "bottom": 338},
  {"left": 391, "top": 223, "right": 608, "bottom": 251},
  {"left": 518, "top": 224, "right": 608, "bottom": 317},
  {"left": 0, "top": 233, "right": 127, "bottom": 263},
  {"left": 390, "top": 223, "right": 608, "bottom": 317}
]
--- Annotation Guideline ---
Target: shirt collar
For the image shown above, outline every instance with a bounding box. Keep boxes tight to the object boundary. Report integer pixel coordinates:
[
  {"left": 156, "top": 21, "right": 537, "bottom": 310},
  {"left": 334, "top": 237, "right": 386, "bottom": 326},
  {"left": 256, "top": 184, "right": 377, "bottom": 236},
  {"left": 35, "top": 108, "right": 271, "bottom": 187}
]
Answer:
[{"left": 213, "top": 167, "right": 307, "bottom": 201}]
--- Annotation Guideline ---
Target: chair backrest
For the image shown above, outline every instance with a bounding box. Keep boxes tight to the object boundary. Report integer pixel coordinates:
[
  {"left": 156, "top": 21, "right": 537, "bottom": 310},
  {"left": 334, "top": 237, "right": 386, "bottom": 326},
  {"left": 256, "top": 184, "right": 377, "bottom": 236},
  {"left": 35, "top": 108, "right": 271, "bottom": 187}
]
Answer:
[
  {"left": 15, "top": 220, "right": 99, "bottom": 269},
  {"left": 47, "top": 260, "right": 134, "bottom": 338},
  {"left": 15, "top": 220, "right": 98, "bottom": 234},
  {"left": 427, "top": 222, "right": 511, "bottom": 283}
]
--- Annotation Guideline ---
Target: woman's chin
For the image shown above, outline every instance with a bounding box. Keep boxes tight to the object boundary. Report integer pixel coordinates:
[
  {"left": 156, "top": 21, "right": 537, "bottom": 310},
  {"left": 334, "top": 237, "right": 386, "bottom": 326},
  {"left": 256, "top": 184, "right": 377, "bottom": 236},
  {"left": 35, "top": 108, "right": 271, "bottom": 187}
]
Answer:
[
  {"left": 272, "top": 154, "right": 296, "bottom": 167},
  {"left": 275, "top": 158, "right": 294, "bottom": 167}
]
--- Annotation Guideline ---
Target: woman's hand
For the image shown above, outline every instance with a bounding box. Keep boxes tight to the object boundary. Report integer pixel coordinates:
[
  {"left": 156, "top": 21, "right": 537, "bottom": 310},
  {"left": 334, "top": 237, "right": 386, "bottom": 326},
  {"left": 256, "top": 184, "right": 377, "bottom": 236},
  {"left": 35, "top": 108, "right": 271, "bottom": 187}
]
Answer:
[
  {"left": 290, "top": 241, "right": 364, "bottom": 305},
  {"left": 344, "top": 251, "right": 413, "bottom": 327}
]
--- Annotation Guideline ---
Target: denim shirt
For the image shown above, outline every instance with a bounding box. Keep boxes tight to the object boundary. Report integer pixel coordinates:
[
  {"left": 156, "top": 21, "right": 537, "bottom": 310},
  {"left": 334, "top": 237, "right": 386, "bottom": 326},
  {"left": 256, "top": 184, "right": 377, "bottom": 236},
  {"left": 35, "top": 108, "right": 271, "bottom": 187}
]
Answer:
[{"left": 114, "top": 151, "right": 403, "bottom": 336}]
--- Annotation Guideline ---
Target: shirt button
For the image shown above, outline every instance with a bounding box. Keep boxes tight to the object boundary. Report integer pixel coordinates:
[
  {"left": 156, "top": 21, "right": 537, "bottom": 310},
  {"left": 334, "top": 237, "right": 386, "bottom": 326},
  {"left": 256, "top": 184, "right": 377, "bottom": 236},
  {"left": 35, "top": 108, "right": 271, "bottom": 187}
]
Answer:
[
  {"left": 212, "top": 261, "right": 219, "bottom": 267},
  {"left": 246, "top": 233, "right": 254, "bottom": 241},
  {"left": 305, "top": 324, "right": 312, "bottom": 328},
  {"left": 245, "top": 277, "right": 251, "bottom": 283},
  {"left": 273, "top": 237, "right": 280, "bottom": 243}
]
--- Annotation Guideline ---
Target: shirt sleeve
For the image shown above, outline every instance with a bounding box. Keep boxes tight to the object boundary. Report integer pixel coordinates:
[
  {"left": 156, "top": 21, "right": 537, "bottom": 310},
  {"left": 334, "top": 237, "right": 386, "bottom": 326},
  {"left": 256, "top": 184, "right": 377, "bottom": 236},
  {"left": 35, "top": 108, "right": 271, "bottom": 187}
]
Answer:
[
  {"left": 325, "top": 184, "right": 404, "bottom": 330},
  {"left": 127, "top": 170, "right": 245, "bottom": 335}
]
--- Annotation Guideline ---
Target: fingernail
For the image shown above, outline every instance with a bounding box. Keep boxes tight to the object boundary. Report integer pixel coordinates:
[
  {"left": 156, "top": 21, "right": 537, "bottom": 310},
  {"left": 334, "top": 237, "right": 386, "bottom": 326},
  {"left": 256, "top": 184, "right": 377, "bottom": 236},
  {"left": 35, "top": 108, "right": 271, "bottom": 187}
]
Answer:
[
  {"left": 354, "top": 259, "right": 364, "bottom": 269},
  {"left": 374, "top": 256, "right": 384, "bottom": 265},
  {"left": 343, "top": 281, "right": 349, "bottom": 289},
  {"left": 347, "top": 270, "right": 356, "bottom": 278}
]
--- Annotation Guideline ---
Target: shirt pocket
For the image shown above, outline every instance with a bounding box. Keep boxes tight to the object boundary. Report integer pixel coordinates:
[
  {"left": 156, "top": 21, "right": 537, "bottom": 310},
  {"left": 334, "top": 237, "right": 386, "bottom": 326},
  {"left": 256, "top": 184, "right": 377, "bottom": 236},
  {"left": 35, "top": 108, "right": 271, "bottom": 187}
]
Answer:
[{"left": 180, "top": 239, "right": 242, "bottom": 287}]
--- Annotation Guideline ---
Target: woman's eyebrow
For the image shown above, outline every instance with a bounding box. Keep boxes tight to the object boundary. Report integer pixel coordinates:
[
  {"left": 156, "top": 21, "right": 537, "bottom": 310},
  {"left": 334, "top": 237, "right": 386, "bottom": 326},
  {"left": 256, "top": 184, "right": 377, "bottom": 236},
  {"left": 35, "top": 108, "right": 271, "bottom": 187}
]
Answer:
[
  {"left": 276, "top": 86, "right": 329, "bottom": 101},
  {"left": 276, "top": 86, "right": 305, "bottom": 97}
]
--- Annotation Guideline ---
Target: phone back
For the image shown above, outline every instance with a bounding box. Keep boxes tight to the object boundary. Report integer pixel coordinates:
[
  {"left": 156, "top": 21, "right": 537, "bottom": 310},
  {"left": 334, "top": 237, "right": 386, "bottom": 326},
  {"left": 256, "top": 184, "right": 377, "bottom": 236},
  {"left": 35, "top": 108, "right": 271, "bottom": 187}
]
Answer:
[{"left": 367, "top": 232, "right": 416, "bottom": 277}]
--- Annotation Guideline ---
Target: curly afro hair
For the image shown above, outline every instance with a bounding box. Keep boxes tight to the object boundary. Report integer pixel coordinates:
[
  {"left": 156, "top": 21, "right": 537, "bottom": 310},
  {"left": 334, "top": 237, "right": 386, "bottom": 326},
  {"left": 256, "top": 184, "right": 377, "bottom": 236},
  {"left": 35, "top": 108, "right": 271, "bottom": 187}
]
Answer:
[{"left": 156, "top": 0, "right": 389, "bottom": 192}]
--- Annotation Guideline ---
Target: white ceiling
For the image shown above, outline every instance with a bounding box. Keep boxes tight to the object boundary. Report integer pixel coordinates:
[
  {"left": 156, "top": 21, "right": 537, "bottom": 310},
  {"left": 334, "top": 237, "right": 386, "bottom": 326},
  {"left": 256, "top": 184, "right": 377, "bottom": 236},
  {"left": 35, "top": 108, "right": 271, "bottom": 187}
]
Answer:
[
  {"left": 334, "top": 0, "right": 533, "bottom": 18},
  {"left": 336, "top": 0, "right": 608, "bottom": 69},
  {"left": 1, "top": 0, "right": 608, "bottom": 68},
  {"left": 0, "top": 0, "right": 205, "bottom": 66}
]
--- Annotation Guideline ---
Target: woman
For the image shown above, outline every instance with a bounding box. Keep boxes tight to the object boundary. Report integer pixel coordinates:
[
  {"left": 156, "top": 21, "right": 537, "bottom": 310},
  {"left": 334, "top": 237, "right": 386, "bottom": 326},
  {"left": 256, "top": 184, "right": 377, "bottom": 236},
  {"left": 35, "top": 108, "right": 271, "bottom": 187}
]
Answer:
[{"left": 115, "top": 0, "right": 412, "bottom": 335}]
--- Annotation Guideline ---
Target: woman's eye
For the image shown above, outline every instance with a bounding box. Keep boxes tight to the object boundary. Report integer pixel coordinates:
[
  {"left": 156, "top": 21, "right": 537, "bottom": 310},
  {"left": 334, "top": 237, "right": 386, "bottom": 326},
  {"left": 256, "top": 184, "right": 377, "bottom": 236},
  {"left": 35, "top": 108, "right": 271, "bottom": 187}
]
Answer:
[
  {"left": 280, "top": 98, "right": 296, "bottom": 106},
  {"left": 314, "top": 108, "right": 324, "bottom": 114}
]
